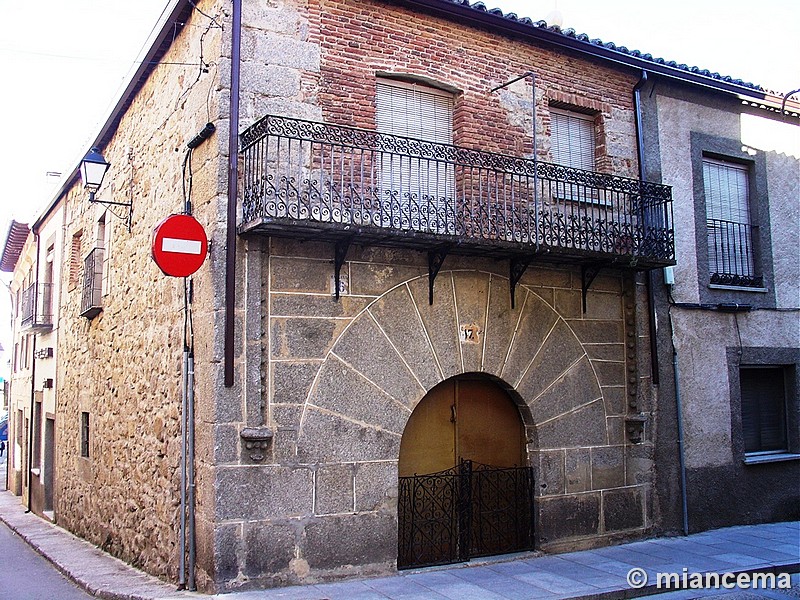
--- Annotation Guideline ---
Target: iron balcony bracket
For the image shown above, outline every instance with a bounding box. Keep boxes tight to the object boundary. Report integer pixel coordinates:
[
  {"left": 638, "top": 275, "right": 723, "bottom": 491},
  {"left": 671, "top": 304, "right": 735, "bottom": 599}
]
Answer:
[
  {"left": 333, "top": 237, "right": 352, "bottom": 301},
  {"left": 428, "top": 248, "right": 449, "bottom": 305},
  {"left": 581, "top": 263, "right": 605, "bottom": 314},
  {"left": 509, "top": 257, "right": 532, "bottom": 310}
]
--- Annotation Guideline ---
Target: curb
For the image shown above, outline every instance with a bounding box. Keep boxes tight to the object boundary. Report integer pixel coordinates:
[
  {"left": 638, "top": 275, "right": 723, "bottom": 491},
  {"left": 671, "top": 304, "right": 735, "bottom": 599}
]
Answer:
[{"left": 0, "top": 490, "right": 200, "bottom": 600}]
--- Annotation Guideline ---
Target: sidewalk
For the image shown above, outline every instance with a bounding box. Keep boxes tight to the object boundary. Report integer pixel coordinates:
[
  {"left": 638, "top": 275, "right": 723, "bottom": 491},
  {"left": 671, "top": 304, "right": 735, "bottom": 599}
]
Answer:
[{"left": 0, "top": 487, "right": 797, "bottom": 600}]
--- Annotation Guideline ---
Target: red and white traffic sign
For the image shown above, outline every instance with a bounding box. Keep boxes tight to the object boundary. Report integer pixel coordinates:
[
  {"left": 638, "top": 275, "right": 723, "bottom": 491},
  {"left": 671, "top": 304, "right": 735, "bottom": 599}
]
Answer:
[{"left": 151, "top": 214, "right": 208, "bottom": 277}]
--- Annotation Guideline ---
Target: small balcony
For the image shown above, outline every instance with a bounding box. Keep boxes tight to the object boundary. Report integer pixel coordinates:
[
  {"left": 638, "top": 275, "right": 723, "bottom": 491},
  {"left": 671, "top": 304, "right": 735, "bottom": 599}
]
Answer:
[
  {"left": 239, "top": 115, "right": 674, "bottom": 281},
  {"left": 20, "top": 283, "right": 53, "bottom": 331},
  {"left": 80, "top": 248, "right": 104, "bottom": 319},
  {"left": 707, "top": 218, "right": 762, "bottom": 288}
]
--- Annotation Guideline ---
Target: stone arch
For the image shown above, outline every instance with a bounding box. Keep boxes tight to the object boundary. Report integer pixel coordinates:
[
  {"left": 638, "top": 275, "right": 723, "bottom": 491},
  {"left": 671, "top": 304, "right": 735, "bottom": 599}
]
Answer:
[{"left": 296, "top": 269, "right": 608, "bottom": 463}]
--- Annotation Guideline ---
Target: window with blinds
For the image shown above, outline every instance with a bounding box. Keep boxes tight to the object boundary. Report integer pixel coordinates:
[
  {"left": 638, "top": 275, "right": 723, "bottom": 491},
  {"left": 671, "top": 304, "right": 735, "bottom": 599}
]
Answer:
[
  {"left": 740, "top": 367, "right": 788, "bottom": 454},
  {"left": 550, "top": 107, "right": 596, "bottom": 172},
  {"left": 703, "top": 158, "right": 757, "bottom": 285},
  {"left": 375, "top": 79, "right": 455, "bottom": 232},
  {"left": 68, "top": 232, "right": 82, "bottom": 290}
]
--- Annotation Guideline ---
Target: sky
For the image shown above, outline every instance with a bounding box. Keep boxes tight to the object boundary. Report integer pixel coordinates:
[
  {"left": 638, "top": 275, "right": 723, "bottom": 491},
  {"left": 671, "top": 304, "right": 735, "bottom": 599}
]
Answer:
[
  {"left": 0, "top": 0, "right": 797, "bottom": 231},
  {"left": 0, "top": 0, "right": 798, "bottom": 355}
]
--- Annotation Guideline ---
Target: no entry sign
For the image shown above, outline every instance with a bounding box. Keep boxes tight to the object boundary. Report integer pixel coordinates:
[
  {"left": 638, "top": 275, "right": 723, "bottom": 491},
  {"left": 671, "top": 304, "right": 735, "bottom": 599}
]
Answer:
[{"left": 151, "top": 214, "right": 208, "bottom": 277}]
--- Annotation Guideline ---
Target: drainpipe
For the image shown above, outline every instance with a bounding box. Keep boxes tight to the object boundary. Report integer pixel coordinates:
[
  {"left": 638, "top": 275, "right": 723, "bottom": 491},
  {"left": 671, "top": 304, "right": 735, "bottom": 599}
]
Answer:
[
  {"left": 187, "top": 348, "right": 196, "bottom": 589},
  {"left": 179, "top": 346, "right": 187, "bottom": 588},
  {"left": 633, "top": 70, "right": 689, "bottom": 535},
  {"left": 669, "top": 312, "right": 690, "bottom": 536},
  {"left": 632, "top": 70, "right": 660, "bottom": 386},
  {"left": 224, "top": 0, "right": 242, "bottom": 388}
]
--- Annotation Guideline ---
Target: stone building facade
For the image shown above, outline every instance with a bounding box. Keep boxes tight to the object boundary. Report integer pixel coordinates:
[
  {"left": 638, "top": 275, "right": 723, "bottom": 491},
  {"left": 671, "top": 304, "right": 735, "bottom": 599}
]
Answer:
[{"left": 2, "top": 0, "right": 795, "bottom": 595}]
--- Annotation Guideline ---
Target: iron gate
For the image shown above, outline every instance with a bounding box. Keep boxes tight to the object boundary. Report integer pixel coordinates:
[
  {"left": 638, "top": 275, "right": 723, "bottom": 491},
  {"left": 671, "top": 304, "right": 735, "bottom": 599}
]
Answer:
[{"left": 398, "top": 460, "right": 535, "bottom": 569}]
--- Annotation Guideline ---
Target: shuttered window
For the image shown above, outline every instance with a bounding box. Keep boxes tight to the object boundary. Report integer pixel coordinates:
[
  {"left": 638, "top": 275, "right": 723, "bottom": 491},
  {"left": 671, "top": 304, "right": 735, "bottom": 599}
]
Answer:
[
  {"left": 68, "top": 232, "right": 82, "bottom": 290},
  {"left": 550, "top": 107, "right": 595, "bottom": 171},
  {"left": 703, "top": 158, "right": 756, "bottom": 285},
  {"left": 376, "top": 80, "right": 453, "bottom": 145},
  {"left": 375, "top": 79, "right": 455, "bottom": 232},
  {"left": 740, "top": 367, "right": 787, "bottom": 454}
]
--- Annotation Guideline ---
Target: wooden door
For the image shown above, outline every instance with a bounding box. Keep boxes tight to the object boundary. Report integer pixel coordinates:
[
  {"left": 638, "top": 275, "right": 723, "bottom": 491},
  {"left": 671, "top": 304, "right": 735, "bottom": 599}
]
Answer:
[
  {"left": 399, "top": 377, "right": 525, "bottom": 477},
  {"left": 398, "top": 376, "right": 532, "bottom": 568}
]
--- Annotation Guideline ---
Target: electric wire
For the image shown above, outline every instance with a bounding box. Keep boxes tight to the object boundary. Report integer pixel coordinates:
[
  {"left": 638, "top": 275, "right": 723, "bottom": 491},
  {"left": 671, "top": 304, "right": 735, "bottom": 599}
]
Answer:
[{"left": 182, "top": 148, "right": 194, "bottom": 215}]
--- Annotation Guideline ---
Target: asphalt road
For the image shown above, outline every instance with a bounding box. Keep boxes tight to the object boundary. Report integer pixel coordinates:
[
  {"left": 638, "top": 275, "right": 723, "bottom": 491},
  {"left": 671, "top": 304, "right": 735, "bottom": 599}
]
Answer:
[{"left": 0, "top": 452, "right": 93, "bottom": 599}]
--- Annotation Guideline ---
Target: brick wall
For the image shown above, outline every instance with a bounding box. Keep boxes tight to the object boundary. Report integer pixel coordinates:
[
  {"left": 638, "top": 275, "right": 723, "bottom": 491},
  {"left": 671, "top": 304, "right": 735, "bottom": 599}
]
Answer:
[{"left": 311, "top": 0, "right": 638, "bottom": 174}]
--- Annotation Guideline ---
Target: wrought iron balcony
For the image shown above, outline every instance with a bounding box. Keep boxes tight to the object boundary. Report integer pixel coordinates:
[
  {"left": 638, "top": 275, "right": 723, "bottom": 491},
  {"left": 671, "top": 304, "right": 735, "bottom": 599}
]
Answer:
[
  {"left": 20, "top": 282, "right": 53, "bottom": 331},
  {"left": 80, "top": 248, "right": 104, "bottom": 320},
  {"left": 240, "top": 115, "right": 674, "bottom": 268}
]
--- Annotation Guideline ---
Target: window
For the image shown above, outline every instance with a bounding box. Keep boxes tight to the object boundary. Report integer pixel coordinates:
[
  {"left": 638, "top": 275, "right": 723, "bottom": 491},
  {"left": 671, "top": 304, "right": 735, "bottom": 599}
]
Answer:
[
  {"left": 703, "top": 158, "right": 760, "bottom": 287},
  {"left": 80, "top": 412, "right": 90, "bottom": 458},
  {"left": 43, "top": 244, "right": 54, "bottom": 323},
  {"left": 68, "top": 232, "right": 82, "bottom": 290},
  {"left": 32, "top": 401, "right": 42, "bottom": 469},
  {"left": 375, "top": 79, "right": 455, "bottom": 232},
  {"left": 550, "top": 107, "right": 596, "bottom": 172},
  {"left": 740, "top": 367, "right": 787, "bottom": 454},
  {"left": 81, "top": 219, "right": 105, "bottom": 319},
  {"left": 16, "top": 410, "right": 23, "bottom": 448},
  {"left": 97, "top": 213, "right": 112, "bottom": 296}
]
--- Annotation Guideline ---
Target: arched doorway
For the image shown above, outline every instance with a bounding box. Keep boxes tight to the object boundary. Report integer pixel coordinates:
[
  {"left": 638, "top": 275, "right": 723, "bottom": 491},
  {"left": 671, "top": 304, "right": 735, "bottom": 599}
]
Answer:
[{"left": 398, "top": 376, "right": 534, "bottom": 569}]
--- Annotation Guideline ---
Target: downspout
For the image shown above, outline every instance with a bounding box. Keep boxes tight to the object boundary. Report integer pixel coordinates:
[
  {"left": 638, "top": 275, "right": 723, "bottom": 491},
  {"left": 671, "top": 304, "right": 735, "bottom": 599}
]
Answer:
[
  {"left": 187, "top": 348, "right": 196, "bottom": 589},
  {"left": 632, "top": 70, "right": 660, "bottom": 386},
  {"left": 224, "top": 0, "right": 242, "bottom": 388},
  {"left": 669, "top": 311, "right": 690, "bottom": 536},
  {"left": 179, "top": 346, "right": 188, "bottom": 588},
  {"left": 634, "top": 71, "right": 689, "bottom": 535},
  {"left": 25, "top": 232, "right": 40, "bottom": 513}
]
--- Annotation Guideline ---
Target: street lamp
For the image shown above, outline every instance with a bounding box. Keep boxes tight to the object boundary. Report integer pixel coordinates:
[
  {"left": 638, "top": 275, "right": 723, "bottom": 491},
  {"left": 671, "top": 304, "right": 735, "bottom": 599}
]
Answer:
[{"left": 80, "top": 147, "right": 111, "bottom": 202}]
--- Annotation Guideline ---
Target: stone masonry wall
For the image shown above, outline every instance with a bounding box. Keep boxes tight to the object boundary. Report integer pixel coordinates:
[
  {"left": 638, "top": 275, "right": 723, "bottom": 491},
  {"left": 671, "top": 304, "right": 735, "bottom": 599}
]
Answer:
[
  {"left": 55, "top": 0, "right": 227, "bottom": 585},
  {"left": 209, "top": 238, "right": 652, "bottom": 590}
]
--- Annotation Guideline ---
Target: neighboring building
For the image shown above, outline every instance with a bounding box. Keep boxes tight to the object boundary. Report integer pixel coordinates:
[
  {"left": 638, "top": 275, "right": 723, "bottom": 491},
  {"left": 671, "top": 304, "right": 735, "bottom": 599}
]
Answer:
[
  {"left": 640, "top": 76, "right": 800, "bottom": 533},
  {"left": 0, "top": 0, "right": 796, "bottom": 594},
  {"left": 0, "top": 212, "right": 64, "bottom": 512}
]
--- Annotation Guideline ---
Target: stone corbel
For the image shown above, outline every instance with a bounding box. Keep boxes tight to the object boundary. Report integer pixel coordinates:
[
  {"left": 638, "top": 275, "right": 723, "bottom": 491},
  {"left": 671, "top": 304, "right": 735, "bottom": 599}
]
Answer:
[
  {"left": 625, "top": 414, "right": 647, "bottom": 444},
  {"left": 240, "top": 427, "right": 274, "bottom": 462}
]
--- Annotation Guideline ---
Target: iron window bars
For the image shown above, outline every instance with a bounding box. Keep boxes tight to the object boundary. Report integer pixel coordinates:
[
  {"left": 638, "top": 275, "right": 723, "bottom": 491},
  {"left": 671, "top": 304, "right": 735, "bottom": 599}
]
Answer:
[{"left": 20, "top": 282, "right": 53, "bottom": 330}]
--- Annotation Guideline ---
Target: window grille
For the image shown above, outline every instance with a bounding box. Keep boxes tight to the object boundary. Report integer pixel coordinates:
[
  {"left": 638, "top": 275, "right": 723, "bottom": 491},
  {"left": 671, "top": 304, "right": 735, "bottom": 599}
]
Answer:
[{"left": 703, "top": 158, "right": 759, "bottom": 286}]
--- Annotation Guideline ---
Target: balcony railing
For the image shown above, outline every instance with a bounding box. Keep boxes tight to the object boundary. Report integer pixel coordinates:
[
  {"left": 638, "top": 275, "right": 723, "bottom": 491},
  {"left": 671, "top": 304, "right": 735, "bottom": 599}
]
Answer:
[
  {"left": 707, "top": 218, "right": 762, "bottom": 288},
  {"left": 20, "top": 283, "right": 53, "bottom": 331},
  {"left": 80, "top": 248, "right": 104, "bottom": 319},
  {"left": 240, "top": 115, "right": 674, "bottom": 267}
]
